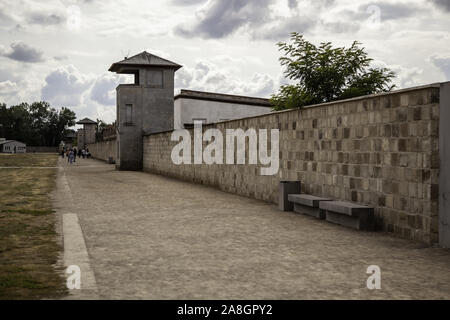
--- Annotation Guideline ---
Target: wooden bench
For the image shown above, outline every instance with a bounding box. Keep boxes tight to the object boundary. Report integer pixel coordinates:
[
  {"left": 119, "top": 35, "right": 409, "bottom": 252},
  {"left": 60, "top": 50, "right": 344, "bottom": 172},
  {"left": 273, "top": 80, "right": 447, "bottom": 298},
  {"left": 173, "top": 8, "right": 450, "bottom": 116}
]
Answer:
[
  {"left": 288, "top": 194, "right": 332, "bottom": 219},
  {"left": 319, "top": 201, "right": 375, "bottom": 231}
]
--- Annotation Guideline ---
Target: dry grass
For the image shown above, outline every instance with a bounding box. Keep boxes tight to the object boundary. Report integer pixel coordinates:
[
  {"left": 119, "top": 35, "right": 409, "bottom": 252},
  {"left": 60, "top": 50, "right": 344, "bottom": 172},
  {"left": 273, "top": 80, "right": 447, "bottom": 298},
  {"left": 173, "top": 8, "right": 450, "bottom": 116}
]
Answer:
[
  {"left": 0, "top": 153, "right": 67, "bottom": 299},
  {"left": 0, "top": 153, "right": 59, "bottom": 167}
]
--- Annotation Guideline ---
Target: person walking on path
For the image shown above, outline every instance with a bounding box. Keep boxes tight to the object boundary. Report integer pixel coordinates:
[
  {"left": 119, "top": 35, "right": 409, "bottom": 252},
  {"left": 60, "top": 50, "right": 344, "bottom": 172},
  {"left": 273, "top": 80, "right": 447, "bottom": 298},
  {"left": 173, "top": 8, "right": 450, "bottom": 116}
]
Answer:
[{"left": 69, "top": 149, "right": 75, "bottom": 164}]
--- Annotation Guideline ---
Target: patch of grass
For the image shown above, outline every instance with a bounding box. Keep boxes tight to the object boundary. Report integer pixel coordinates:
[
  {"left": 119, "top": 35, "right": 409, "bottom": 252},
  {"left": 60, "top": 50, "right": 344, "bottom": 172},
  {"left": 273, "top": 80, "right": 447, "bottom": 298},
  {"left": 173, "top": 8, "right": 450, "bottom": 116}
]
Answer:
[
  {"left": 1, "top": 209, "right": 54, "bottom": 216},
  {"left": 0, "top": 272, "right": 44, "bottom": 289},
  {"left": 0, "top": 153, "right": 67, "bottom": 299},
  {"left": 0, "top": 153, "right": 58, "bottom": 167}
]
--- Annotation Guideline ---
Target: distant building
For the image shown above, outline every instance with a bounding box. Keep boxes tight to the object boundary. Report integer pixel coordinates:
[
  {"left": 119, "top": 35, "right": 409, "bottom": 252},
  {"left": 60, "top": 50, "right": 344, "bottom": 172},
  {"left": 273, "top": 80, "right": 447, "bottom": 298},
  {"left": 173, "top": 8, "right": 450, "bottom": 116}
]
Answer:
[
  {"left": 0, "top": 138, "right": 26, "bottom": 153},
  {"left": 174, "top": 90, "right": 273, "bottom": 129},
  {"left": 76, "top": 118, "right": 97, "bottom": 149}
]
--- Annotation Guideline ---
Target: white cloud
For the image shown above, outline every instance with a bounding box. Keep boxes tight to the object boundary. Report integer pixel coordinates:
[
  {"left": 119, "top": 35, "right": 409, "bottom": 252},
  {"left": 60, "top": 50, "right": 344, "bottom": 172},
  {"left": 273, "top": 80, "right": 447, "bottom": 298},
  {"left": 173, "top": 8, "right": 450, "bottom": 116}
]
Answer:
[
  {"left": 0, "top": 0, "right": 448, "bottom": 123},
  {"left": 431, "top": 0, "right": 450, "bottom": 12},
  {"left": 27, "top": 11, "right": 65, "bottom": 26},
  {"left": 89, "top": 73, "right": 122, "bottom": 106},
  {"left": 39, "top": 66, "right": 134, "bottom": 123},
  {"left": 175, "top": 58, "right": 277, "bottom": 97},
  {"left": 175, "top": 0, "right": 274, "bottom": 39},
  {"left": 41, "top": 64, "right": 93, "bottom": 106},
  {"left": 0, "top": 80, "right": 20, "bottom": 102},
  {"left": 0, "top": 41, "right": 44, "bottom": 62},
  {"left": 174, "top": 0, "right": 335, "bottom": 41},
  {"left": 430, "top": 55, "right": 450, "bottom": 80},
  {"left": 394, "top": 66, "right": 425, "bottom": 88}
]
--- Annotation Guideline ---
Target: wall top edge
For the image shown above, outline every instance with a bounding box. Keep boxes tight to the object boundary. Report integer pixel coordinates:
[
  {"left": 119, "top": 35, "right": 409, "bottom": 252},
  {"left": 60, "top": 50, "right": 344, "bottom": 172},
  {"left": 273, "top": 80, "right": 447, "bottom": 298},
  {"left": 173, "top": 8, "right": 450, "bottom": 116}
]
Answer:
[{"left": 143, "top": 82, "right": 442, "bottom": 137}]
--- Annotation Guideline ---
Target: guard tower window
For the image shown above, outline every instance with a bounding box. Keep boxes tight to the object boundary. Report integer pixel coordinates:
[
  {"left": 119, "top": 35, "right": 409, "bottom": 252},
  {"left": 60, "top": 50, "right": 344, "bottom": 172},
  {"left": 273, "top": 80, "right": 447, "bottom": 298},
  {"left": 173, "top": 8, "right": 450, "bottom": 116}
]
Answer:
[
  {"left": 147, "top": 70, "right": 163, "bottom": 88},
  {"left": 125, "top": 104, "right": 133, "bottom": 125}
]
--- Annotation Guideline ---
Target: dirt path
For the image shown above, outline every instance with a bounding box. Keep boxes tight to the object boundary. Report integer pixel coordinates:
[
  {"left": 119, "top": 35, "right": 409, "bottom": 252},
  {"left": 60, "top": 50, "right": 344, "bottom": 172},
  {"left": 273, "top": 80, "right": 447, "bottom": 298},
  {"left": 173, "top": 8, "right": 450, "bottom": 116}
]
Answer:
[{"left": 55, "top": 157, "right": 450, "bottom": 299}]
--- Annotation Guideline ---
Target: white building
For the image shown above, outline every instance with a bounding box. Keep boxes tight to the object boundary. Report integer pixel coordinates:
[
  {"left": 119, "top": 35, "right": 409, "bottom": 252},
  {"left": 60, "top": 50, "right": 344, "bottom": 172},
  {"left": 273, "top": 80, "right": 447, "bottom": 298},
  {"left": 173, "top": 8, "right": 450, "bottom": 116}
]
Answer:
[
  {"left": 0, "top": 138, "right": 26, "bottom": 153},
  {"left": 174, "top": 90, "right": 273, "bottom": 129}
]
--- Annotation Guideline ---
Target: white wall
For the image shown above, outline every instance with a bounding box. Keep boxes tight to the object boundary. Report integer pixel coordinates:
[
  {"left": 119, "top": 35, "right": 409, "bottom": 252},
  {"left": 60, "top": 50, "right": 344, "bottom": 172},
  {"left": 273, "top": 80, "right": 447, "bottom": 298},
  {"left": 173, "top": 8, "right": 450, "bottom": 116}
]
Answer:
[
  {"left": 1, "top": 141, "right": 26, "bottom": 153},
  {"left": 174, "top": 98, "right": 272, "bottom": 129}
]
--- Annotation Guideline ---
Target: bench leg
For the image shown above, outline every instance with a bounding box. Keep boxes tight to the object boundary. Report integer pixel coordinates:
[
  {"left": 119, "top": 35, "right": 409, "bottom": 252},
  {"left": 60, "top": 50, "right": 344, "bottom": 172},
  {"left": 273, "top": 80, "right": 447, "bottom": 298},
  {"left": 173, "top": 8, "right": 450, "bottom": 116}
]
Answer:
[
  {"left": 294, "top": 204, "right": 325, "bottom": 219},
  {"left": 325, "top": 211, "right": 361, "bottom": 230},
  {"left": 325, "top": 211, "right": 375, "bottom": 231}
]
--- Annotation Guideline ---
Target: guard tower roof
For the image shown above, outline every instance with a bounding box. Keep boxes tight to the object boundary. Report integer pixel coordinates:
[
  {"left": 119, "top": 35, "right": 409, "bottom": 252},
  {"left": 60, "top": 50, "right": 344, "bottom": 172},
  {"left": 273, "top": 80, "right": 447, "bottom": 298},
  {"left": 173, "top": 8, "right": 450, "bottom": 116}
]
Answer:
[
  {"left": 108, "top": 51, "right": 182, "bottom": 73},
  {"left": 76, "top": 118, "right": 97, "bottom": 125}
]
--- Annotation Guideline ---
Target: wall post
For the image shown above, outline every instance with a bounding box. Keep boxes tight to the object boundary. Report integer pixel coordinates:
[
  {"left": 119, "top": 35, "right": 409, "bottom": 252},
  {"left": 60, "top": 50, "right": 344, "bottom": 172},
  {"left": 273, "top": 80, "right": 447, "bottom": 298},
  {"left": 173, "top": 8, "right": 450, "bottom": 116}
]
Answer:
[{"left": 439, "top": 81, "right": 450, "bottom": 248}]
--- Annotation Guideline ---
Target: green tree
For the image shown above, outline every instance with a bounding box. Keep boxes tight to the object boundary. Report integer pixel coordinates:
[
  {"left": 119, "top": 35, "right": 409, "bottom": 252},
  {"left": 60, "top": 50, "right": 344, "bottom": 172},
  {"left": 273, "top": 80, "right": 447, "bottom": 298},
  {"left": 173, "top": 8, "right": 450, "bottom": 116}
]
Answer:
[
  {"left": 95, "top": 119, "right": 116, "bottom": 142},
  {"left": 0, "top": 101, "right": 76, "bottom": 146},
  {"left": 270, "top": 33, "right": 396, "bottom": 111},
  {"left": 56, "top": 107, "right": 76, "bottom": 145},
  {"left": 1, "top": 103, "right": 34, "bottom": 144}
]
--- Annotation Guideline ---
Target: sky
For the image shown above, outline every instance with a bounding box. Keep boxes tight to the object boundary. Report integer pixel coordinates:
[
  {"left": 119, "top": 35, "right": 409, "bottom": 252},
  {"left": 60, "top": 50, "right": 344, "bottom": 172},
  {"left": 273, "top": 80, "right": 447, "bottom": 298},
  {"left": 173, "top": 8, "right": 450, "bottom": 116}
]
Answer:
[{"left": 0, "top": 0, "right": 450, "bottom": 124}]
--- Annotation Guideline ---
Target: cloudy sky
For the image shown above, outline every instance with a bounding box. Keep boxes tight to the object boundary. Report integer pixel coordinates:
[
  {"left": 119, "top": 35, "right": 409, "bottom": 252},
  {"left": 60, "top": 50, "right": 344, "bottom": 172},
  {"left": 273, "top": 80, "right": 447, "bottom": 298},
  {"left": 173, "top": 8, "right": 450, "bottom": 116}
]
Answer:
[{"left": 0, "top": 0, "right": 449, "bottom": 124}]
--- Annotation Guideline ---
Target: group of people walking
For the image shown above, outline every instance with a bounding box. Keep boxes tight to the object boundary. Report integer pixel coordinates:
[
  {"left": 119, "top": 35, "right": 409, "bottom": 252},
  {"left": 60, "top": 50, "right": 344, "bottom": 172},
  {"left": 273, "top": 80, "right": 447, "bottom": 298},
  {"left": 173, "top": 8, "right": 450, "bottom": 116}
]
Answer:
[{"left": 61, "top": 147, "right": 91, "bottom": 164}]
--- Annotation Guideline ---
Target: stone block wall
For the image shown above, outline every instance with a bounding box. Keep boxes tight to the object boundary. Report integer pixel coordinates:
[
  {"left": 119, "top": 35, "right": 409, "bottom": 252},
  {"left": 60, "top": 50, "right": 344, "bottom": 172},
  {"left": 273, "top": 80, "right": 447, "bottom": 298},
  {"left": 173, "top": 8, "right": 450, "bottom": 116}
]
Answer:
[
  {"left": 143, "top": 85, "right": 440, "bottom": 244},
  {"left": 87, "top": 139, "right": 116, "bottom": 162}
]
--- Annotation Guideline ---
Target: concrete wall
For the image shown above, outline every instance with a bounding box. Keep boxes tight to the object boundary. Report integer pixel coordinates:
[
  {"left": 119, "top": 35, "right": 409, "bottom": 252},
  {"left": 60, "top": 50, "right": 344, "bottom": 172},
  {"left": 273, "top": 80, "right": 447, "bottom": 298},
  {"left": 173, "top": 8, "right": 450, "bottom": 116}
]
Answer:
[
  {"left": 141, "top": 69, "right": 175, "bottom": 134},
  {"left": 116, "top": 85, "right": 143, "bottom": 170},
  {"left": 143, "top": 84, "right": 441, "bottom": 244},
  {"left": 87, "top": 139, "right": 116, "bottom": 162},
  {"left": 174, "top": 97, "right": 272, "bottom": 129},
  {"left": 439, "top": 82, "right": 450, "bottom": 248}
]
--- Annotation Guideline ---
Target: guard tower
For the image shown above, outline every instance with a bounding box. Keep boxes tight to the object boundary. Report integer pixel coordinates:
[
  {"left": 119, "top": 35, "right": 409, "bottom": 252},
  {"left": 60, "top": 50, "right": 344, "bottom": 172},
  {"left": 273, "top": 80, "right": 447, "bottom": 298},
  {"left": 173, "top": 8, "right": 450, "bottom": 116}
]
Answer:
[
  {"left": 109, "top": 51, "right": 182, "bottom": 170},
  {"left": 76, "top": 117, "right": 97, "bottom": 149}
]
